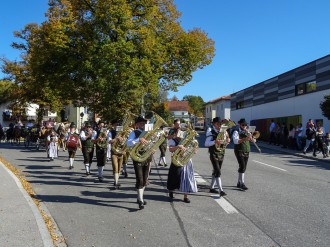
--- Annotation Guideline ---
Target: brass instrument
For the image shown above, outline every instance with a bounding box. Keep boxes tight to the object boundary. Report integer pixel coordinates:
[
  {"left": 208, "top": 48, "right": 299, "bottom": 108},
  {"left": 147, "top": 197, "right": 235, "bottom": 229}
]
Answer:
[
  {"left": 215, "top": 119, "right": 236, "bottom": 152},
  {"left": 96, "top": 131, "right": 107, "bottom": 149},
  {"left": 247, "top": 126, "right": 261, "bottom": 153},
  {"left": 172, "top": 124, "right": 199, "bottom": 167},
  {"left": 130, "top": 112, "right": 168, "bottom": 163},
  {"left": 111, "top": 111, "right": 136, "bottom": 154}
]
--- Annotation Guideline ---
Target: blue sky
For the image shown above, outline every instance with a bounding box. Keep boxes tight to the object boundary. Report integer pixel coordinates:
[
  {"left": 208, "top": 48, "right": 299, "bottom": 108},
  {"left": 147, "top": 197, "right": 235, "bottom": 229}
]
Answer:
[{"left": 1, "top": 0, "right": 330, "bottom": 102}]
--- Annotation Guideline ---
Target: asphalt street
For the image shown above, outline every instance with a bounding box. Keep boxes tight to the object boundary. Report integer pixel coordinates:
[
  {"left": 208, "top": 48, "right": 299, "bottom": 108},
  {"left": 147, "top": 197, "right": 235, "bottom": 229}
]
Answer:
[{"left": 0, "top": 132, "right": 329, "bottom": 247}]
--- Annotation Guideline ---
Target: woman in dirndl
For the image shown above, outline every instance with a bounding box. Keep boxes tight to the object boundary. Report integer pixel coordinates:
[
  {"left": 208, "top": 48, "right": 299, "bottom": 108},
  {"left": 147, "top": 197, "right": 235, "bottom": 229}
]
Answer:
[
  {"left": 167, "top": 137, "right": 197, "bottom": 203},
  {"left": 47, "top": 130, "right": 58, "bottom": 161}
]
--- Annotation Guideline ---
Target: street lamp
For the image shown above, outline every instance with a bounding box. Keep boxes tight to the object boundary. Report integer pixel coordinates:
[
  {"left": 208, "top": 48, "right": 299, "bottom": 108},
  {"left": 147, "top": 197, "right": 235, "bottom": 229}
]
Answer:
[
  {"left": 80, "top": 112, "right": 84, "bottom": 129},
  {"left": 141, "top": 92, "right": 150, "bottom": 117}
]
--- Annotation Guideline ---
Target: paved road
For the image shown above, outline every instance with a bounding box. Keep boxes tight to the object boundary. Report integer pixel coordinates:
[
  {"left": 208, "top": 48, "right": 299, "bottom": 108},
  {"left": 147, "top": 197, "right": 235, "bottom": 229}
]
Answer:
[{"left": 0, "top": 133, "right": 329, "bottom": 247}]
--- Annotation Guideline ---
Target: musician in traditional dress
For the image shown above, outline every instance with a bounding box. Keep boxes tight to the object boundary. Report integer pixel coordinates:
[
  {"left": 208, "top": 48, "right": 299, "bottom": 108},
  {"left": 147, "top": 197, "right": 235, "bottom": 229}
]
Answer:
[
  {"left": 166, "top": 125, "right": 197, "bottom": 203},
  {"left": 158, "top": 125, "right": 168, "bottom": 167},
  {"left": 167, "top": 119, "right": 181, "bottom": 141},
  {"left": 94, "top": 122, "right": 108, "bottom": 182},
  {"left": 233, "top": 118, "right": 253, "bottom": 190},
  {"left": 47, "top": 129, "right": 58, "bottom": 161},
  {"left": 122, "top": 151, "right": 130, "bottom": 178},
  {"left": 66, "top": 122, "right": 81, "bottom": 169},
  {"left": 205, "top": 117, "right": 230, "bottom": 197},
  {"left": 80, "top": 122, "right": 96, "bottom": 176},
  {"left": 126, "top": 116, "right": 149, "bottom": 210},
  {"left": 108, "top": 119, "right": 124, "bottom": 188}
]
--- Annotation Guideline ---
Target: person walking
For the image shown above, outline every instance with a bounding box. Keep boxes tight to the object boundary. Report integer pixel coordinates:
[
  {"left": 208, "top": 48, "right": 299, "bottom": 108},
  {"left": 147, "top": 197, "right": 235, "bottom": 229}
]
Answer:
[
  {"left": 205, "top": 117, "right": 231, "bottom": 197},
  {"left": 66, "top": 123, "right": 81, "bottom": 169},
  {"left": 232, "top": 118, "right": 254, "bottom": 191},
  {"left": 80, "top": 122, "right": 96, "bottom": 175},
  {"left": 303, "top": 122, "right": 316, "bottom": 154}
]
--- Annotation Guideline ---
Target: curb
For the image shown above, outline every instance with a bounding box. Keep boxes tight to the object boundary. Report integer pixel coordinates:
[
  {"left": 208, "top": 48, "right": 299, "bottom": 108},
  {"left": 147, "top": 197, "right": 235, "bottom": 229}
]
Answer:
[{"left": 0, "top": 160, "right": 67, "bottom": 247}]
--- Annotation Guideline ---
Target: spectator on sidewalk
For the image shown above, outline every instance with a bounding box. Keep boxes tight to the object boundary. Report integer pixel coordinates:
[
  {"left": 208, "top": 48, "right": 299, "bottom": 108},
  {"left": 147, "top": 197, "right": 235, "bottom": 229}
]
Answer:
[
  {"left": 325, "top": 133, "right": 330, "bottom": 156},
  {"left": 313, "top": 123, "right": 327, "bottom": 158},
  {"left": 303, "top": 122, "right": 316, "bottom": 154},
  {"left": 288, "top": 124, "right": 296, "bottom": 149},
  {"left": 281, "top": 122, "right": 289, "bottom": 148},
  {"left": 268, "top": 119, "right": 276, "bottom": 145},
  {"left": 295, "top": 123, "right": 304, "bottom": 150},
  {"left": 275, "top": 122, "right": 282, "bottom": 146}
]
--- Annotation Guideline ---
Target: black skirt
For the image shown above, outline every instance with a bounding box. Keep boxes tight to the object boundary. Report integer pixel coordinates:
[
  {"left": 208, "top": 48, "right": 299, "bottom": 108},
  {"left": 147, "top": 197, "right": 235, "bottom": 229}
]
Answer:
[{"left": 167, "top": 163, "right": 183, "bottom": 191}]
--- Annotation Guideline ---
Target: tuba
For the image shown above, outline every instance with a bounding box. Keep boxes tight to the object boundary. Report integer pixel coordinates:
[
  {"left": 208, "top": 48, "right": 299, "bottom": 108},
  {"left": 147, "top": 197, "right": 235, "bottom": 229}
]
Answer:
[
  {"left": 172, "top": 124, "right": 199, "bottom": 167},
  {"left": 215, "top": 119, "right": 236, "bottom": 153},
  {"left": 111, "top": 111, "right": 136, "bottom": 154},
  {"left": 130, "top": 112, "right": 167, "bottom": 163}
]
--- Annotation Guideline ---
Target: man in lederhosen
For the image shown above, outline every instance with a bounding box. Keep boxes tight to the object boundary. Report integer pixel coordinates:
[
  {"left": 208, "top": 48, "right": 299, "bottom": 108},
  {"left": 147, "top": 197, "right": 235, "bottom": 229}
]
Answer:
[
  {"left": 94, "top": 121, "right": 108, "bottom": 182},
  {"left": 205, "top": 117, "right": 231, "bottom": 197},
  {"left": 80, "top": 122, "right": 97, "bottom": 176},
  {"left": 232, "top": 118, "right": 253, "bottom": 190},
  {"left": 108, "top": 119, "right": 125, "bottom": 188},
  {"left": 127, "top": 116, "right": 149, "bottom": 210},
  {"left": 66, "top": 122, "right": 81, "bottom": 169}
]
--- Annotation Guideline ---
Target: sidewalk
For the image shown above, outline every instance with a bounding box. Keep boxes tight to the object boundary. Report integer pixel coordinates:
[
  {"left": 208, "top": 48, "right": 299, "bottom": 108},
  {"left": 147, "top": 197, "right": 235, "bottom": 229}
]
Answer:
[
  {"left": 257, "top": 141, "right": 330, "bottom": 164},
  {"left": 0, "top": 160, "right": 54, "bottom": 247}
]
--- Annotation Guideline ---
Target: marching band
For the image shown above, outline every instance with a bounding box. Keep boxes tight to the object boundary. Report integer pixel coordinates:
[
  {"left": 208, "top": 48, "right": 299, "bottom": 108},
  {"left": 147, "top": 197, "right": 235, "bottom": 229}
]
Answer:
[{"left": 15, "top": 112, "right": 262, "bottom": 210}]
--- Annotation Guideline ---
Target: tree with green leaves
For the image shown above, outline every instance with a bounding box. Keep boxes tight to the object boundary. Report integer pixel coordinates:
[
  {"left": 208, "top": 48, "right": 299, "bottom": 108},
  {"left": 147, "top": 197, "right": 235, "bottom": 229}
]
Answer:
[
  {"left": 182, "top": 95, "right": 205, "bottom": 116},
  {"left": 320, "top": 95, "right": 330, "bottom": 120},
  {"left": 1, "top": 0, "right": 215, "bottom": 121}
]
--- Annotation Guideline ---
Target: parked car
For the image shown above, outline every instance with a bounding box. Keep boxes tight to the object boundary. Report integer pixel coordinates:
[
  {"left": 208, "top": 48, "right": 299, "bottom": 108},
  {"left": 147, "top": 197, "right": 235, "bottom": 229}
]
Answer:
[{"left": 194, "top": 122, "right": 204, "bottom": 131}]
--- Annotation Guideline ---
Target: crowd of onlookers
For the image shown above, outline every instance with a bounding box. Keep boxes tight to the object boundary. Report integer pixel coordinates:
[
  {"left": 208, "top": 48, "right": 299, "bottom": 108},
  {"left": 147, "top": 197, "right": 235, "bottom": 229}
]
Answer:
[{"left": 268, "top": 119, "right": 330, "bottom": 158}]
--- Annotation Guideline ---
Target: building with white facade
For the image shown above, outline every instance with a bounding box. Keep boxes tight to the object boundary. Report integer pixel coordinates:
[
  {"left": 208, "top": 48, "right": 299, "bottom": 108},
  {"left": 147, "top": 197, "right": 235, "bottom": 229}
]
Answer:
[
  {"left": 204, "top": 95, "right": 231, "bottom": 128},
  {"left": 166, "top": 99, "right": 190, "bottom": 122},
  {"left": 230, "top": 54, "right": 330, "bottom": 140}
]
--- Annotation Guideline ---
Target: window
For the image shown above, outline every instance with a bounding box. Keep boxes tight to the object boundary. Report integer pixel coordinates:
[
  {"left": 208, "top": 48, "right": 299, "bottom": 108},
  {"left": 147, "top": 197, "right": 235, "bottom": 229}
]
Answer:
[
  {"left": 306, "top": 81, "right": 316, "bottom": 93},
  {"left": 296, "top": 81, "right": 317, "bottom": 96},
  {"left": 296, "top": 84, "right": 305, "bottom": 95},
  {"left": 236, "top": 101, "right": 244, "bottom": 109}
]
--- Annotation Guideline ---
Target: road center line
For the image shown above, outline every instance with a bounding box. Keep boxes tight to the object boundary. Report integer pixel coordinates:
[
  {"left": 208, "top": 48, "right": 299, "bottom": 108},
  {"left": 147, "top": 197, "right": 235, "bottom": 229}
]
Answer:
[
  {"left": 252, "top": 160, "right": 287, "bottom": 171},
  {"left": 194, "top": 172, "right": 238, "bottom": 214}
]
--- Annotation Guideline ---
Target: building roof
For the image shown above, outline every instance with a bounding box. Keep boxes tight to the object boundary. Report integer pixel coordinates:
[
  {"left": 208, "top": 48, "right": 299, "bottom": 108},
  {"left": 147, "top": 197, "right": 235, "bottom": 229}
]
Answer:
[
  {"left": 166, "top": 100, "right": 189, "bottom": 111},
  {"left": 205, "top": 95, "right": 231, "bottom": 105}
]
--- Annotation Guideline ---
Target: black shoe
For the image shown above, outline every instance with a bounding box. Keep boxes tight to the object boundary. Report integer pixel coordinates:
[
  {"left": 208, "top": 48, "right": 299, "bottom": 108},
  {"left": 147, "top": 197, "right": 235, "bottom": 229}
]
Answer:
[
  {"left": 86, "top": 172, "right": 90, "bottom": 176},
  {"left": 237, "top": 182, "right": 241, "bottom": 188},
  {"left": 209, "top": 188, "right": 219, "bottom": 193},
  {"left": 138, "top": 201, "right": 144, "bottom": 210},
  {"left": 220, "top": 191, "right": 227, "bottom": 197},
  {"left": 303, "top": 151, "right": 306, "bottom": 154},
  {"left": 98, "top": 177, "right": 104, "bottom": 182},
  {"left": 313, "top": 153, "right": 317, "bottom": 157},
  {"left": 240, "top": 183, "right": 248, "bottom": 190},
  {"left": 69, "top": 166, "right": 74, "bottom": 170},
  {"left": 114, "top": 182, "right": 121, "bottom": 188},
  {"left": 124, "top": 172, "right": 128, "bottom": 178},
  {"left": 137, "top": 199, "right": 147, "bottom": 205},
  {"left": 164, "top": 164, "right": 168, "bottom": 167},
  {"left": 169, "top": 191, "right": 174, "bottom": 198},
  {"left": 158, "top": 163, "right": 163, "bottom": 166},
  {"left": 183, "top": 198, "right": 190, "bottom": 203}
]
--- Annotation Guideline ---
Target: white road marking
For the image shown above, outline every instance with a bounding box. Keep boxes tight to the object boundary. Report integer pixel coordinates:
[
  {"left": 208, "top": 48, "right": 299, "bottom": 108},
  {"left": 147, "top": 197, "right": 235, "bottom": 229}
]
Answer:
[
  {"left": 194, "top": 172, "right": 238, "bottom": 214},
  {"left": 211, "top": 195, "right": 239, "bottom": 214},
  {"left": 194, "top": 172, "right": 207, "bottom": 184},
  {"left": 253, "top": 160, "right": 287, "bottom": 171}
]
